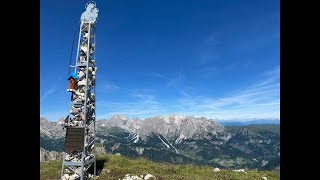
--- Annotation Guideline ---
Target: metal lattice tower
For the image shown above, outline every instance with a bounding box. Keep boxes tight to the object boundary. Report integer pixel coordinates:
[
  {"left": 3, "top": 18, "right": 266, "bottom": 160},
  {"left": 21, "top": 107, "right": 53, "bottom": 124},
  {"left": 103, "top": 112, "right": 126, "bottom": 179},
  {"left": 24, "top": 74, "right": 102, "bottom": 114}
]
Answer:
[{"left": 61, "top": 2, "right": 99, "bottom": 180}]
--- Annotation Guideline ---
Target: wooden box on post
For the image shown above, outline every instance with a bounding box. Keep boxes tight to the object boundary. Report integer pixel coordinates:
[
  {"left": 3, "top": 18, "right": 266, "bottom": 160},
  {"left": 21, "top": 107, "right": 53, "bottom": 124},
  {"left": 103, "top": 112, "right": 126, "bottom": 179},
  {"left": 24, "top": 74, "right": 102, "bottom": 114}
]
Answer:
[{"left": 67, "top": 72, "right": 78, "bottom": 92}]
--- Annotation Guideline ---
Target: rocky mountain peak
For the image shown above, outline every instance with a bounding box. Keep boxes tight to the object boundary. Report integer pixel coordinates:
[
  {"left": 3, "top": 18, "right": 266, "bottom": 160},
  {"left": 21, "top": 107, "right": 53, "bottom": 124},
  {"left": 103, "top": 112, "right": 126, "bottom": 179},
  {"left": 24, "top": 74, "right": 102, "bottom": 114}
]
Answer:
[
  {"left": 93, "top": 114, "right": 231, "bottom": 143},
  {"left": 40, "top": 117, "right": 65, "bottom": 138},
  {"left": 109, "top": 115, "right": 129, "bottom": 126},
  {"left": 136, "top": 115, "right": 228, "bottom": 141},
  {"left": 57, "top": 118, "right": 65, "bottom": 125}
]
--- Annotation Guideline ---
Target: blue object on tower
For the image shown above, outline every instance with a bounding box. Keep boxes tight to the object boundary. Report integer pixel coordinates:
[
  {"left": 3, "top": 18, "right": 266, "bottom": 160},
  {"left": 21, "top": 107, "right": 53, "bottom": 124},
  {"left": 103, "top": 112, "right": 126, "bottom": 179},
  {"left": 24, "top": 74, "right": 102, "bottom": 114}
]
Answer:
[{"left": 67, "top": 72, "right": 78, "bottom": 80}]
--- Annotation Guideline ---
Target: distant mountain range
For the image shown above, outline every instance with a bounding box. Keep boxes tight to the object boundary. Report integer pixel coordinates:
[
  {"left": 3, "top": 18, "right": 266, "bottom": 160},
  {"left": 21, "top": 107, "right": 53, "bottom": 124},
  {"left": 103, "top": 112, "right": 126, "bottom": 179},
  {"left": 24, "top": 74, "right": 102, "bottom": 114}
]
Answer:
[
  {"left": 218, "top": 119, "right": 280, "bottom": 126},
  {"left": 40, "top": 115, "right": 280, "bottom": 171}
]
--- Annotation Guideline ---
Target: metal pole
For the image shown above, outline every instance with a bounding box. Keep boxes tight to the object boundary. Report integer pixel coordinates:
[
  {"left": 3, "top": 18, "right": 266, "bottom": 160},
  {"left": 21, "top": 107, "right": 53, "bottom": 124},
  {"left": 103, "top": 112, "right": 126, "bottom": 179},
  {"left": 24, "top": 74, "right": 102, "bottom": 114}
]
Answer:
[
  {"left": 60, "top": 164, "right": 64, "bottom": 180},
  {"left": 83, "top": 21, "right": 91, "bottom": 153},
  {"left": 81, "top": 160, "right": 84, "bottom": 180},
  {"left": 93, "top": 26, "right": 97, "bottom": 177},
  {"left": 74, "top": 21, "right": 83, "bottom": 73}
]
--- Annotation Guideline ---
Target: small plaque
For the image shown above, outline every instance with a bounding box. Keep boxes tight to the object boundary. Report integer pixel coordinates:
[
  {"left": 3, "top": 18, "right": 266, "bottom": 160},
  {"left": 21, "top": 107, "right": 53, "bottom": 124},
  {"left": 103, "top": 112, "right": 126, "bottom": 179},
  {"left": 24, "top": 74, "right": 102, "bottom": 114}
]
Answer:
[{"left": 64, "top": 127, "right": 85, "bottom": 153}]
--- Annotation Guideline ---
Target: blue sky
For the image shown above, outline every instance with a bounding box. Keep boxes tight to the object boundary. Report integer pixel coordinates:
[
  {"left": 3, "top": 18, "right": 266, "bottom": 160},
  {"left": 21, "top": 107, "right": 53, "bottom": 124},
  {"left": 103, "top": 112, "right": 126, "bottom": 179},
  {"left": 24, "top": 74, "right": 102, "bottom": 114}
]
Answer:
[{"left": 40, "top": 0, "right": 280, "bottom": 121}]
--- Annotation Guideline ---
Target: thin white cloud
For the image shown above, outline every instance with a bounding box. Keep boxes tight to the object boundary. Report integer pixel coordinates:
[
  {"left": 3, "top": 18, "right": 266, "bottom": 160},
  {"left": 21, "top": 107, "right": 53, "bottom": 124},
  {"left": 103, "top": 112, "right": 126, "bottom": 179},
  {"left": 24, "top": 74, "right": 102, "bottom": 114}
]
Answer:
[
  {"left": 151, "top": 72, "right": 171, "bottom": 81},
  {"left": 151, "top": 71, "right": 180, "bottom": 88},
  {"left": 176, "top": 66, "right": 280, "bottom": 120},
  {"left": 97, "top": 81, "right": 161, "bottom": 119},
  {"left": 180, "top": 89, "right": 190, "bottom": 97},
  {"left": 96, "top": 97, "right": 162, "bottom": 120},
  {"left": 40, "top": 83, "right": 58, "bottom": 103},
  {"left": 101, "top": 81, "right": 153, "bottom": 100},
  {"left": 199, "top": 62, "right": 240, "bottom": 79},
  {"left": 179, "top": 64, "right": 183, "bottom": 81},
  {"left": 96, "top": 67, "right": 279, "bottom": 121},
  {"left": 40, "top": 76, "right": 63, "bottom": 104},
  {"left": 104, "top": 82, "right": 120, "bottom": 91},
  {"left": 130, "top": 93, "right": 159, "bottom": 105},
  {"left": 198, "top": 34, "right": 220, "bottom": 65}
]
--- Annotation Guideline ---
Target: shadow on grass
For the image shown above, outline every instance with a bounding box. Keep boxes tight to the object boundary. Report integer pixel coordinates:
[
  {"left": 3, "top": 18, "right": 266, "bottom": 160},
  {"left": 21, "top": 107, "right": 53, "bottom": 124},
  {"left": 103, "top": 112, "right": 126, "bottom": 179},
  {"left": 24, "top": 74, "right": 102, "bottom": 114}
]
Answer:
[{"left": 87, "top": 158, "right": 108, "bottom": 176}]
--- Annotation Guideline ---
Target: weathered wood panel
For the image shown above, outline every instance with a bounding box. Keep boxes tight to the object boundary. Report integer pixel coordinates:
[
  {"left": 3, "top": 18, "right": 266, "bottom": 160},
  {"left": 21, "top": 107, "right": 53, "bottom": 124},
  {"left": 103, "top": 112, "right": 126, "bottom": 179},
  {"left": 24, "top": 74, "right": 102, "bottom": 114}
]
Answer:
[{"left": 64, "top": 127, "right": 84, "bottom": 153}]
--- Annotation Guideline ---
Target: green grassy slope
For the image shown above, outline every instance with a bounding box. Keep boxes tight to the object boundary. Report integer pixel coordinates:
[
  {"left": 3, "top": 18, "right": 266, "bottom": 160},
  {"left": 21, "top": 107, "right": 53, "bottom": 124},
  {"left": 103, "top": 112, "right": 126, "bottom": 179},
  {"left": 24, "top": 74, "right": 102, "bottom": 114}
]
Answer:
[{"left": 40, "top": 153, "right": 280, "bottom": 180}]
